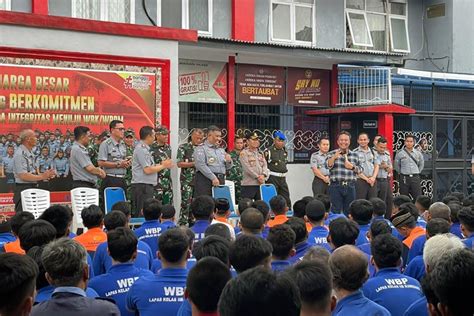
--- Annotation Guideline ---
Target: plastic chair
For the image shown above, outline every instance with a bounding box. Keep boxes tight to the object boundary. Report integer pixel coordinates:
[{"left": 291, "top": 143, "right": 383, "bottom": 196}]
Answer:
[
  {"left": 70, "top": 187, "right": 99, "bottom": 230},
  {"left": 260, "top": 184, "right": 278, "bottom": 208},
  {"left": 212, "top": 185, "right": 235, "bottom": 213},
  {"left": 104, "top": 187, "right": 126, "bottom": 214},
  {"left": 224, "top": 180, "right": 237, "bottom": 210},
  {"left": 20, "top": 189, "right": 50, "bottom": 218}
]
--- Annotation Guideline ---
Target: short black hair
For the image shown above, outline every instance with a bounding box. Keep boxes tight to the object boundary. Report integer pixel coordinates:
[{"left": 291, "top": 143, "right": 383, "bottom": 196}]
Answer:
[
  {"left": 26, "top": 246, "right": 48, "bottom": 290},
  {"left": 369, "top": 197, "right": 386, "bottom": 217},
  {"left": 161, "top": 205, "right": 176, "bottom": 219},
  {"left": 39, "top": 205, "right": 73, "bottom": 238},
  {"left": 371, "top": 234, "right": 402, "bottom": 268},
  {"left": 314, "top": 194, "right": 331, "bottom": 212},
  {"left": 240, "top": 208, "right": 264, "bottom": 233},
  {"left": 19, "top": 220, "right": 57, "bottom": 252},
  {"left": 191, "top": 196, "right": 215, "bottom": 220},
  {"left": 139, "top": 126, "right": 154, "bottom": 140},
  {"left": 377, "top": 136, "right": 387, "bottom": 144},
  {"left": 187, "top": 257, "right": 232, "bottom": 313},
  {"left": 81, "top": 205, "right": 104, "bottom": 229},
  {"left": 458, "top": 206, "right": 474, "bottom": 232},
  {"left": 337, "top": 130, "right": 351, "bottom": 140},
  {"left": 292, "top": 199, "right": 309, "bottom": 218},
  {"left": 229, "top": 235, "right": 272, "bottom": 274},
  {"left": 218, "top": 267, "right": 300, "bottom": 316},
  {"left": 205, "top": 223, "right": 232, "bottom": 242},
  {"left": 369, "top": 220, "right": 392, "bottom": 239},
  {"left": 447, "top": 202, "right": 461, "bottom": 223},
  {"left": 286, "top": 217, "right": 307, "bottom": 244},
  {"left": 393, "top": 195, "right": 412, "bottom": 209},
  {"left": 111, "top": 201, "right": 131, "bottom": 218},
  {"left": 215, "top": 198, "right": 230, "bottom": 215},
  {"left": 329, "top": 218, "right": 359, "bottom": 248},
  {"left": 181, "top": 227, "right": 196, "bottom": 250},
  {"left": 109, "top": 120, "right": 123, "bottom": 130},
  {"left": 10, "top": 212, "right": 35, "bottom": 236},
  {"left": 74, "top": 126, "right": 90, "bottom": 140},
  {"left": 348, "top": 199, "right": 373, "bottom": 225},
  {"left": 104, "top": 211, "right": 127, "bottom": 231},
  {"left": 305, "top": 200, "right": 327, "bottom": 222},
  {"left": 270, "top": 195, "right": 287, "bottom": 215},
  {"left": 284, "top": 261, "right": 332, "bottom": 312},
  {"left": 238, "top": 198, "right": 253, "bottom": 214},
  {"left": 207, "top": 125, "right": 221, "bottom": 133},
  {"left": 442, "top": 194, "right": 461, "bottom": 205},
  {"left": 415, "top": 195, "right": 431, "bottom": 211},
  {"left": 426, "top": 218, "right": 450, "bottom": 238},
  {"left": 267, "top": 225, "right": 296, "bottom": 259},
  {"left": 252, "top": 200, "right": 270, "bottom": 221},
  {"left": 193, "top": 235, "right": 231, "bottom": 266},
  {"left": 107, "top": 227, "right": 138, "bottom": 263},
  {"left": 430, "top": 248, "right": 474, "bottom": 316},
  {"left": 142, "top": 198, "right": 162, "bottom": 221},
  {"left": 404, "top": 134, "right": 415, "bottom": 141},
  {"left": 0, "top": 253, "right": 38, "bottom": 315},
  {"left": 158, "top": 228, "right": 189, "bottom": 263},
  {"left": 450, "top": 192, "right": 465, "bottom": 203}
]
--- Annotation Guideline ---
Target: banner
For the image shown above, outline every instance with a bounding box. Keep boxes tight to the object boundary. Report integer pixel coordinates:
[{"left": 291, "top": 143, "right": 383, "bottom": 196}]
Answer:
[
  {"left": 0, "top": 64, "right": 156, "bottom": 133},
  {"left": 236, "top": 64, "right": 285, "bottom": 105},
  {"left": 178, "top": 59, "right": 227, "bottom": 103},
  {"left": 287, "top": 68, "right": 331, "bottom": 107}
]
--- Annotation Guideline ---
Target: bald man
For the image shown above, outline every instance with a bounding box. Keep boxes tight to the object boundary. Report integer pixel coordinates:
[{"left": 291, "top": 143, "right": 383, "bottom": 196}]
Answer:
[{"left": 13, "top": 129, "right": 56, "bottom": 212}]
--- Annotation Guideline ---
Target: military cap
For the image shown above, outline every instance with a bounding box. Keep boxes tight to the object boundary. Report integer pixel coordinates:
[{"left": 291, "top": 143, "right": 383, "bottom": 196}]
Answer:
[
  {"left": 155, "top": 125, "right": 169, "bottom": 135},
  {"left": 245, "top": 131, "right": 259, "bottom": 140},
  {"left": 273, "top": 130, "right": 286, "bottom": 141}
]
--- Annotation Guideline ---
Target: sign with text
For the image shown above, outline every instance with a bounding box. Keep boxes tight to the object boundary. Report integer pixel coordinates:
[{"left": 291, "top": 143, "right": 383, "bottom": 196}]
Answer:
[
  {"left": 178, "top": 59, "right": 227, "bottom": 104},
  {"left": 236, "top": 64, "right": 285, "bottom": 105},
  {"left": 0, "top": 64, "right": 156, "bottom": 133},
  {"left": 287, "top": 68, "right": 331, "bottom": 107},
  {"left": 363, "top": 120, "right": 378, "bottom": 129}
]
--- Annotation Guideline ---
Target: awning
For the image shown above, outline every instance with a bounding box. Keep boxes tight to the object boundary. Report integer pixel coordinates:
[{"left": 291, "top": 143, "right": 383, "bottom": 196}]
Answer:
[{"left": 306, "top": 104, "right": 415, "bottom": 116}]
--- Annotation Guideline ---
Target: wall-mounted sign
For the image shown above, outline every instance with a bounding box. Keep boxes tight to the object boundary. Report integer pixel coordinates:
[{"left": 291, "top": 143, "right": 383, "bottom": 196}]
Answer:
[
  {"left": 341, "top": 121, "right": 352, "bottom": 130},
  {"left": 236, "top": 64, "right": 285, "bottom": 105},
  {"left": 287, "top": 68, "right": 331, "bottom": 106},
  {"left": 363, "top": 120, "right": 378, "bottom": 129}
]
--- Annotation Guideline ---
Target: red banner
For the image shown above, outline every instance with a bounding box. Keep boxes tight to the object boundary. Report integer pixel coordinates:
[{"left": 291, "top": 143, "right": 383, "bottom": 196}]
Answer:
[{"left": 287, "top": 68, "right": 331, "bottom": 107}]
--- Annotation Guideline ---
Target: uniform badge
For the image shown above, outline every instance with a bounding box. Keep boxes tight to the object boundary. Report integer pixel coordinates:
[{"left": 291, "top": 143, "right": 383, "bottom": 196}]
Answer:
[{"left": 208, "top": 157, "right": 216, "bottom": 164}]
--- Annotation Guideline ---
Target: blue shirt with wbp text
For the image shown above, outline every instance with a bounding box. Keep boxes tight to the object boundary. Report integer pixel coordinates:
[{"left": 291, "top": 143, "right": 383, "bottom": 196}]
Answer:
[
  {"left": 88, "top": 263, "right": 154, "bottom": 316},
  {"left": 333, "top": 290, "right": 390, "bottom": 316},
  {"left": 307, "top": 226, "right": 331, "bottom": 251},
  {"left": 127, "top": 267, "right": 188, "bottom": 316},
  {"left": 92, "top": 240, "right": 153, "bottom": 276},
  {"left": 362, "top": 267, "right": 423, "bottom": 316},
  {"left": 191, "top": 220, "right": 210, "bottom": 242},
  {"left": 134, "top": 220, "right": 176, "bottom": 258}
]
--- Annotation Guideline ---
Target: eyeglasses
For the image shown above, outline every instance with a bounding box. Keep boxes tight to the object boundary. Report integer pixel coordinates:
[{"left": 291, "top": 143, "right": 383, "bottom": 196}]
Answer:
[{"left": 114, "top": 127, "right": 126, "bottom": 131}]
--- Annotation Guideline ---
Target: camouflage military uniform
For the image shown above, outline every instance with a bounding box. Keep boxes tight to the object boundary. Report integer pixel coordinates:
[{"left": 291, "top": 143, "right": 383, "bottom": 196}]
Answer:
[
  {"left": 150, "top": 142, "right": 173, "bottom": 205},
  {"left": 124, "top": 144, "right": 134, "bottom": 200},
  {"left": 176, "top": 142, "right": 195, "bottom": 226},
  {"left": 88, "top": 143, "right": 99, "bottom": 167},
  {"left": 227, "top": 149, "right": 243, "bottom": 202}
]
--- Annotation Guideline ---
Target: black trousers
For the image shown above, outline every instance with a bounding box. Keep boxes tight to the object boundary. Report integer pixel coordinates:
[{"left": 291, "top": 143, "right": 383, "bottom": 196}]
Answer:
[
  {"left": 355, "top": 178, "right": 377, "bottom": 200},
  {"left": 376, "top": 178, "right": 389, "bottom": 203},
  {"left": 399, "top": 174, "right": 421, "bottom": 201},
  {"left": 14, "top": 183, "right": 39, "bottom": 213},
  {"left": 266, "top": 175, "right": 291, "bottom": 207},
  {"left": 72, "top": 180, "right": 96, "bottom": 189},
  {"left": 241, "top": 185, "right": 261, "bottom": 201},
  {"left": 131, "top": 183, "right": 154, "bottom": 217},
  {"left": 312, "top": 177, "right": 328, "bottom": 196},
  {"left": 193, "top": 171, "right": 224, "bottom": 198}
]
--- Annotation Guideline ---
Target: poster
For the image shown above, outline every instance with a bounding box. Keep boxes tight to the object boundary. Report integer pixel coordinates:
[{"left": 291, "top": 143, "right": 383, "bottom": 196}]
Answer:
[
  {"left": 236, "top": 64, "right": 285, "bottom": 105},
  {"left": 287, "top": 68, "right": 331, "bottom": 107},
  {"left": 178, "top": 59, "right": 227, "bottom": 103}
]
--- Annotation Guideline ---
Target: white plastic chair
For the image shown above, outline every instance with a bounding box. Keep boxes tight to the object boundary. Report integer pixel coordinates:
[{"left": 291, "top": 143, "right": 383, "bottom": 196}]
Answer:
[
  {"left": 70, "top": 187, "right": 99, "bottom": 231},
  {"left": 225, "top": 180, "right": 237, "bottom": 210},
  {"left": 20, "top": 189, "right": 50, "bottom": 218}
]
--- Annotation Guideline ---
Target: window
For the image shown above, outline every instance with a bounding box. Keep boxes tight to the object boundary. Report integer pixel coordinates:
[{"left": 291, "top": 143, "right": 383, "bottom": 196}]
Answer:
[
  {"left": 0, "top": 0, "right": 11, "bottom": 10},
  {"left": 345, "top": 0, "right": 409, "bottom": 53},
  {"left": 72, "top": 0, "right": 135, "bottom": 23},
  {"left": 271, "top": 0, "right": 315, "bottom": 45},
  {"left": 182, "top": 0, "right": 213, "bottom": 36}
]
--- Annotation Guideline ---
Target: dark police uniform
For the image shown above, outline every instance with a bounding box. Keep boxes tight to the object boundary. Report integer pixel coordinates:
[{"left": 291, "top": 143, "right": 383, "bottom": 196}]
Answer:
[
  {"left": 264, "top": 131, "right": 291, "bottom": 206},
  {"left": 394, "top": 147, "right": 424, "bottom": 200},
  {"left": 12, "top": 144, "right": 39, "bottom": 212}
]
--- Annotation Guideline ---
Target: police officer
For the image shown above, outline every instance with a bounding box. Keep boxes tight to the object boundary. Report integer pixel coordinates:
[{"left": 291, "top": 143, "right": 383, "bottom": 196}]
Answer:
[
  {"left": 0, "top": 145, "right": 15, "bottom": 192},
  {"left": 124, "top": 129, "right": 136, "bottom": 200},
  {"left": 35, "top": 146, "right": 53, "bottom": 190},
  {"left": 354, "top": 133, "right": 379, "bottom": 200},
  {"left": 193, "top": 125, "right": 232, "bottom": 198},
  {"left": 47, "top": 133, "right": 60, "bottom": 158},
  {"left": 374, "top": 137, "right": 392, "bottom": 207},
  {"left": 70, "top": 126, "right": 106, "bottom": 189},
  {"left": 98, "top": 120, "right": 129, "bottom": 199},
  {"left": 227, "top": 135, "right": 244, "bottom": 202},
  {"left": 394, "top": 135, "right": 424, "bottom": 201},
  {"left": 310, "top": 137, "right": 330, "bottom": 196},
  {"left": 12, "top": 129, "right": 56, "bottom": 212},
  {"left": 240, "top": 131, "right": 269, "bottom": 200},
  {"left": 131, "top": 126, "right": 173, "bottom": 217},
  {"left": 264, "top": 131, "right": 291, "bottom": 206},
  {"left": 150, "top": 125, "right": 173, "bottom": 205},
  {"left": 176, "top": 128, "right": 203, "bottom": 226}
]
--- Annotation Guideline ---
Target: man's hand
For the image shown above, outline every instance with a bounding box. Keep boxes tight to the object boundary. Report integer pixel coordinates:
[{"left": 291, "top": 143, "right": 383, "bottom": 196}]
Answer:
[
  {"left": 323, "top": 176, "right": 330, "bottom": 184},
  {"left": 212, "top": 178, "right": 220, "bottom": 186},
  {"left": 225, "top": 154, "right": 232, "bottom": 162},
  {"left": 42, "top": 169, "right": 56, "bottom": 180},
  {"left": 120, "top": 160, "right": 131, "bottom": 168},
  {"left": 98, "top": 168, "right": 106, "bottom": 179},
  {"left": 162, "top": 159, "right": 173, "bottom": 169},
  {"left": 344, "top": 155, "right": 354, "bottom": 170},
  {"left": 257, "top": 175, "right": 265, "bottom": 184}
]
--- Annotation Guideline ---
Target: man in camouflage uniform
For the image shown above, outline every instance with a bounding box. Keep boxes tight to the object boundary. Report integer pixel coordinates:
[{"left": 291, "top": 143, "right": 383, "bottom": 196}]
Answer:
[
  {"left": 124, "top": 129, "right": 136, "bottom": 200},
  {"left": 150, "top": 125, "right": 173, "bottom": 205},
  {"left": 176, "top": 128, "right": 203, "bottom": 226},
  {"left": 88, "top": 131, "right": 109, "bottom": 167},
  {"left": 227, "top": 135, "right": 244, "bottom": 202}
]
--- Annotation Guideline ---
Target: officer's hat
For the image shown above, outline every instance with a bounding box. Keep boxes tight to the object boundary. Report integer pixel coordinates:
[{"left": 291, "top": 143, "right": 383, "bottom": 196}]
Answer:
[
  {"left": 155, "top": 125, "right": 169, "bottom": 135},
  {"left": 273, "top": 130, "right": 286, "bottom": 141},
  {"left": 245, "top": 131, "right": 259, "bottom": 141},
  {"left": 125, "top": 129, "right": 135, "bottom": 138}
]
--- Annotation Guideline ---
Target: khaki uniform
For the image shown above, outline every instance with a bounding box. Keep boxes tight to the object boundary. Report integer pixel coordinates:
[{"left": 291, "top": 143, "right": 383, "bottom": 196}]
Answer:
[{"left": 240, "top": 148, "right": 269, "bottom": 200}]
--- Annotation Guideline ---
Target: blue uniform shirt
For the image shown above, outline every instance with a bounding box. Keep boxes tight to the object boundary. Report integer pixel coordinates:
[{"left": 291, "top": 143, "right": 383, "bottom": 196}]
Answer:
[
  {"left": 324, "top": 212, "right": 345, "bottom": 226},
  {"left": 271, "top": 260, "right": 292, "bottom": 272},
  {"left": 356, "top": 223, "right": 370, "bottom": 246},
  {"left": 191, "top": 220, "right": 210, "bottom": 242},
  {"left": 135, "top": 220, "right": 163, "bottom": 258},
  {"left": 357, "top": 243, "right": 371, "bottom": 256},
  {"left": 450, "top": 222, "right": 463, "bottom": 239},
  {"left": 88, "top": 263, "right": 154, "bottom": 316},
  {"left": 127, "top": 267, "right": 188, "bottom": 316},
  {"left": 363, "top": 268, "right": 423, "bottom": 316},
  {"left": 160, "top": 221, "right": 177, "bottom": 230},
  {"left": 403, "top": 296, "right": 428, "bottom": 316},
  {"left": 35, "top": 285, "right": 98, "bottom": 303},
  {"left": 407, "top": 235, "right": 426, "bottom": 264},
  {"left": 307, "top": 226, "right": 331, "bottom": 251},
  {"left": 0, "top": 232, "right": 15, "bottom": 246},
  {"left": 462, "top": 234, "right": 474, "bottom": 250},
  {"left": 333, "top": 290, "right": 390, "bottom": 316},
  {"left": 151, "top": 257, "right": 197, "bottom": 273},
  {"left": 404, "top": 255, "right": 426, "bottom": 282},
  {"left": 289, "top": 241, "right": 311, "bottom": 264},
  {"left": 262, "top": 226, "right": 270, "bottom": 239},
  {"left": 93, "top": 240, "right": 153, "bottom": 276},
  {"left": 372, "top": 216, "right": 404, "bottom": 240}
]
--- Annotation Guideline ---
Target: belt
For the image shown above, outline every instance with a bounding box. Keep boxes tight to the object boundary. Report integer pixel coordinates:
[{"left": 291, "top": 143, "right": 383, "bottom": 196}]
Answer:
[
  {"left": 269, "top": 171, "right": 287, "bottom": 177},
  {"left": 15, "top": 183, "right": 38, "bottom": 187},
  {"left": 401, "top": 174, "right": 419, "bottom": 177},
  {"left": 106, "top": 174, "right": 126, "bottom": 178},
  {"left": 330, "top": 180, "right": 355, "bottom": 186},
  {"left": 376, "top": 178, "right": 388, "bottom": 181}
]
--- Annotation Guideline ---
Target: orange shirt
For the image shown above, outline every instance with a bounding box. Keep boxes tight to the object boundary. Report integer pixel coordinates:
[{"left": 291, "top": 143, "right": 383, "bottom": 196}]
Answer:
[
  {"left": 306, "top": 222, "right": 313, "bottom": 233},
  {"left": 268, "top": 215, "right": 289, "bottom": 228},
  {"left": 403, "top": 226, "right": 426, "bottom": 249},
  {"left": 215, "top": 217, "right": 232, "bottom": 226},
  {"left": 74, "top": 227, "right": 107, "bottom": 252},
  {"left": 3, "top": 239, "right": 25, "bottom": 255}
]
